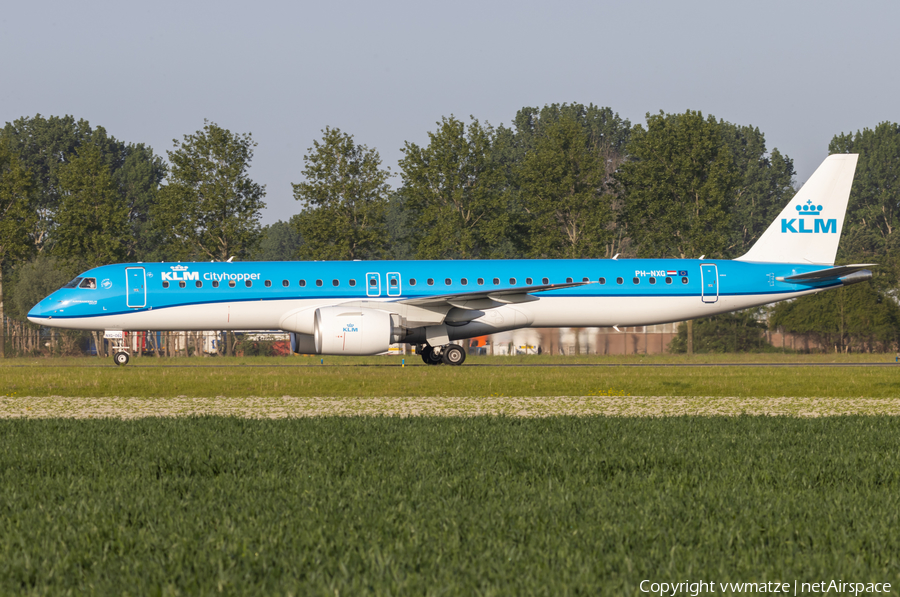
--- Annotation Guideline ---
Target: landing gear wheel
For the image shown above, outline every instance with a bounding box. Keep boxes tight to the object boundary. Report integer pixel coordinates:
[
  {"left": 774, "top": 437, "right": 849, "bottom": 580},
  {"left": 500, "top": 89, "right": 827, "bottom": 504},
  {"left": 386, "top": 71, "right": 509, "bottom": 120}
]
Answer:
[
  {"left": 441, "top": 344, "right": 466, "bottom": 366},
  {"left": 113, "top": 351, "right": 130, "bottom": 366},
  {"left": 420, "top": 346, "right": 443, "bottom": 365}
]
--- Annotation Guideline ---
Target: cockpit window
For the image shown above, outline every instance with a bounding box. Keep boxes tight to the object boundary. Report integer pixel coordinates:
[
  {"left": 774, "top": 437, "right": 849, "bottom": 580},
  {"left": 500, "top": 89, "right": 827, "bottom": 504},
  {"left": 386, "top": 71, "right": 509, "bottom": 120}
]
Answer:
[
  {"left": 79, "top": 278, "right": 97, "bottom": 289},
  {"left": 63, "top": 277, "right": 83, "bottom": 289}
]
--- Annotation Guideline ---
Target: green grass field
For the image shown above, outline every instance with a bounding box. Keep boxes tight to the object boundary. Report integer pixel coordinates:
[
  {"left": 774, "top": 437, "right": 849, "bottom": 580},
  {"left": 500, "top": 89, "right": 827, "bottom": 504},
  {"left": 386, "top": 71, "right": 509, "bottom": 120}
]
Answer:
[
  {"left": 1, "top": 417, "right": 899, "bottom": 595},
  {"left": 2, "top": 354, "right": 899, "bottom": 398}
]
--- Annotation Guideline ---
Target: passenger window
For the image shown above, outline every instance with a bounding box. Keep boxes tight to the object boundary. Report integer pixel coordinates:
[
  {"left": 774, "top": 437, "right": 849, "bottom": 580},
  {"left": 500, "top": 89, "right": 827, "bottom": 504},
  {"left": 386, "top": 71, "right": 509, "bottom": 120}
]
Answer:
[
  {"left": 390, "top": 278, "right": 397, "bottom": 286},
  {"left": 582, "top": 277, "right": 590, "bottom": 282},
  {"left": 349, "top": 279, "right": 356, "bottom": 287},
  {"left": 179, "top": 281, "right": 186, "bottom": 288},
  {"left": 649, "top": 277, "right": 656, "bottom": 285},
  {"left": 245, "top": 280, "right": 252, "bottom": 288},
  {"left": 316, "top": 280, "right": 323, "bottom": 287},
  {"left": 566, "top": 277, "right": 573, "bottom": 283},
  {"left": 616, "top": 277, "right": 623, "bottom": 285},
  {"left": 599, "top": 277, "right": 606, "bottom": 284},
  {"left": 633, "top": 277, "right": 640, "bottom": 284},
  {"left": 526, "top": 277, "right": 533, "bottom": 285},
  {"left": 282, "top": 280, "right": 289, "bottom": 287},
  {"left": 369, "top": 278, "right": 377, "bottom": 286},
  {"left": 427, "top": 278, "right": 434, "bottom": 286},
  {"left": 445, "top": 278, "right": 452, "bottom": 285},
  {"left": 409, "top": 278, "right": 417, "bottom": 286},
  {"left": 542, "top": 277, "right": 549, "bottom": 284},
  {"left": 299, "top": 280, "right": 306, "bottom": 287},
  {"left": 493, "top": 278, "right": 500, "bottom": 285},
  {"left": 509, "top": 277, "right": 517, "bottom": 285},
  {"left": 162, "top": 281, "right": 170, "bottom": 288},
  {"left": 196, "top": 281, "right": 202, "bottom": 288},
  {"left": 229, "top": 280, "right": 236, "bottom": 288},
  {"left": 333, "top": 280, "right": 339, "bottom": 286},
  {"left": 682, "top": 276, "right": 689, "bottom": 284},
  {"left": 461, "top": 278, "right": 468, "bottom": 285},
  {"left": 477, "top": 278, "right": 484, "bottom": 285},
  {"left": 79, "top": 278, "right": 97, "bottom": 289},
  {"left": 265, "top": 280, "right": 272, "bottom": 287},
  {"left": 665, "top": 277, "right": 672, "bottom": 284},
  {"left": 212, "top": 280, "right": 220, "bottom": 288}
]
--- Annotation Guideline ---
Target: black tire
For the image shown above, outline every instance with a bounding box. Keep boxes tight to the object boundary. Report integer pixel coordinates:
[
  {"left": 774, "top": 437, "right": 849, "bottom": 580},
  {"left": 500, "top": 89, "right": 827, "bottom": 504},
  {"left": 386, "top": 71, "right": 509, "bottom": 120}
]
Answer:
[
  {"left": 442, "top": 344, "right": 466, "bottom": 366},
  {"left": 421, "top": 346, "right": 443, "bottom": 365},
  {"left": 113, "top": 352, "right": 129, "bottom": 366}
]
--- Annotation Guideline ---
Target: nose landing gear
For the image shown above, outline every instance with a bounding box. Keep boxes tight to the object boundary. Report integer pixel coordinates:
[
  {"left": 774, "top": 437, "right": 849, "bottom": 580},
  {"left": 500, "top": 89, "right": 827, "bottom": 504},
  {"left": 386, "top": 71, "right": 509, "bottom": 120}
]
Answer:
[
  {"left": 418, "top": 344, "right": 466, "bottom": 366},
  {"left": 104, "top": 330, "right": 130, "bottom": 366}
]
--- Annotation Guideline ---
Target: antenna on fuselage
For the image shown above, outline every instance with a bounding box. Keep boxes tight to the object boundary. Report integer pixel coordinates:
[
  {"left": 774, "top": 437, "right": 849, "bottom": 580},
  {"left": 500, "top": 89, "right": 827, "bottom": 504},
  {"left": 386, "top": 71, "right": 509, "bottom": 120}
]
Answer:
[{"left": 226, "top": 256, "right": 234, "bottom": 263}]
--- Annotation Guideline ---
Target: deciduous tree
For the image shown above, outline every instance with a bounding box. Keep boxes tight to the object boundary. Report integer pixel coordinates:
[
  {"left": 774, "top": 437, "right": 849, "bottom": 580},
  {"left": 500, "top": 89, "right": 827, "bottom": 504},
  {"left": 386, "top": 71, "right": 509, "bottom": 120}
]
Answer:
[
  {"left": 155, "top": 121, "right": 266, "bottom": 261},
  {"left": 618, "top": 110, "right": 738, "bottom": 259},
  {"left": 400, "top": 116, "right": 510, "bottom": 259},
  {"left": 0, "top": 140, "right": 37, "bottom": 357},
  {"left": 292, "top": 127, "right": 389, "bottom": 260},
  {"left": 53, "top": 141, "right": 129, "bottom": 267}
]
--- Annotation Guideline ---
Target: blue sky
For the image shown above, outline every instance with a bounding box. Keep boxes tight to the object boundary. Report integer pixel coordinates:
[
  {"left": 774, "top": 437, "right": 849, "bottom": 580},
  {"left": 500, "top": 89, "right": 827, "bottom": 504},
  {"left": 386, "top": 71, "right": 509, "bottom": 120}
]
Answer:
[{"left": 2, "top": 0, "right": 897, "bottom": 224}]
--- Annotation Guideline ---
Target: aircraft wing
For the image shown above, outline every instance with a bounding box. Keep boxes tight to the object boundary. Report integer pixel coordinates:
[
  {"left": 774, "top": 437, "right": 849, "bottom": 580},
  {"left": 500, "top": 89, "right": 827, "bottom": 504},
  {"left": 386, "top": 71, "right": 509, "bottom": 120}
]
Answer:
[
  {"left": 776, "top": 264, "right": 877, "bottom": 283},
  {"left": 398, "top": 281, "right": 590, "bottom": 308}
]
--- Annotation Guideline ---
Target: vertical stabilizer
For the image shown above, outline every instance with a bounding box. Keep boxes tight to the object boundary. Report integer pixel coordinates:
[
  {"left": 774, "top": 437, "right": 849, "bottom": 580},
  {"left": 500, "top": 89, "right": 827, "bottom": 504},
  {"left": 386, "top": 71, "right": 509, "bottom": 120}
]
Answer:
[{"left": 736, "top": 153, "right": 858, "bottom": 265}]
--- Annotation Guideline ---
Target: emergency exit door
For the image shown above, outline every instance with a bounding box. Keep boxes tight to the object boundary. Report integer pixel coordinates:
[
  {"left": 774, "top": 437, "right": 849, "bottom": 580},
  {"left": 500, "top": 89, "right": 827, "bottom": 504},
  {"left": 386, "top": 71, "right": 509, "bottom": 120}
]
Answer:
[
  {"left": 700, "top": 264, "right": 718, "bottom": 303},
  {"left": 126, "top": 267, "right": 146, "bottom": 308}
]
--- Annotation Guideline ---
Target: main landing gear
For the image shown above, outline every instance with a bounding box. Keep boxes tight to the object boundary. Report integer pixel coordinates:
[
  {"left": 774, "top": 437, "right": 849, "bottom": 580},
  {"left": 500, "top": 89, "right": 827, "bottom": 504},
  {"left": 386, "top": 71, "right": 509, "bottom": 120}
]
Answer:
[{"left": 419, "top": 344, "right": 466, "bottom": 366}]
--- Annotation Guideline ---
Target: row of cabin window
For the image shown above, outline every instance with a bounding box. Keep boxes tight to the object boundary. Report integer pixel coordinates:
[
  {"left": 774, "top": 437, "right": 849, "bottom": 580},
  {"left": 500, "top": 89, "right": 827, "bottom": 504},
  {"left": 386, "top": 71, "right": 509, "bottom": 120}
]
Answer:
[{"left": 160, "top": 276, "right": 690, "bottom": 289}]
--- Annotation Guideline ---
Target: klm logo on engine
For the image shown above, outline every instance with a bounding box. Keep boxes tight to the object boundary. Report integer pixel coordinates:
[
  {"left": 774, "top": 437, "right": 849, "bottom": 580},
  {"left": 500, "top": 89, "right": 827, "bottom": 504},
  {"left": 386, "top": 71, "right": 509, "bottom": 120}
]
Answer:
[
  {"left": 781, "top": 200, "right": 837, "bottom": 234},
  {"left": 343, "top": 323, "right": 359, "bottom": 333}
]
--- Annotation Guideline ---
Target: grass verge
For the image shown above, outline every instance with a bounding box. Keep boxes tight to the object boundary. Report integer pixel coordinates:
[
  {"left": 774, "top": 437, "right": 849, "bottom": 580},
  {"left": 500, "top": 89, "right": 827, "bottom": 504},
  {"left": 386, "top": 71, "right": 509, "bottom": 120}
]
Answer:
[{"left": 2, "top": 359, "right": 900, "bottom": 398}]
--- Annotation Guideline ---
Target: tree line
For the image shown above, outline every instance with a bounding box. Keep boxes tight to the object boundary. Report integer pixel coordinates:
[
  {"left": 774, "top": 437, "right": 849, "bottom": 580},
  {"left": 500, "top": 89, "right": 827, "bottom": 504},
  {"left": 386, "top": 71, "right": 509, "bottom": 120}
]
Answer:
[{"left": 1, "top": 107, "right": 899, "bottom": 355}]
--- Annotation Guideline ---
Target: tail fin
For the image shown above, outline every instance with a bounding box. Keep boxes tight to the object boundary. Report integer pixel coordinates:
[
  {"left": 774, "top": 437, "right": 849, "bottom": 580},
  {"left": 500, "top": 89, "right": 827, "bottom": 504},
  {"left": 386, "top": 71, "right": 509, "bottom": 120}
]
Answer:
[{"left": 736, "top": 153, "right": 858, "bottom": 265}]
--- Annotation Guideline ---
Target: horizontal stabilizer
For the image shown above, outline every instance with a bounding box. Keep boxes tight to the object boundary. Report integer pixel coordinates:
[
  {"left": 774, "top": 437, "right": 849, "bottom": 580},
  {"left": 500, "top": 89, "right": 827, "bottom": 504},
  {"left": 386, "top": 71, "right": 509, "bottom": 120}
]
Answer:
[
  {"left": 399, "top": 281, "right": 589, "bottom": 308},
  {"left": 776, "top": 264, "right": 876, "bottom": 283}
]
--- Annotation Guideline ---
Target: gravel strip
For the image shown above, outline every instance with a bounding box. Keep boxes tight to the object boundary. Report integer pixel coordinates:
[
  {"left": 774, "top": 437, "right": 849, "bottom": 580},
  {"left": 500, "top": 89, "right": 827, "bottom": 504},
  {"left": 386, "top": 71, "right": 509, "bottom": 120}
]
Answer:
[{"left": 3, "top": 396, "right": 900, "bottom": 418}]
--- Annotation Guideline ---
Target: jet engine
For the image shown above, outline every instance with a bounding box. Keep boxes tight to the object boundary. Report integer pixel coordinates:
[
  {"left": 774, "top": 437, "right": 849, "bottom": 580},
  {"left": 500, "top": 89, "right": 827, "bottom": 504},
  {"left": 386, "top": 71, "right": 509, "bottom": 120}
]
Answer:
[{"left": 290, "top": 307, "right": 402, "bottom": 355}]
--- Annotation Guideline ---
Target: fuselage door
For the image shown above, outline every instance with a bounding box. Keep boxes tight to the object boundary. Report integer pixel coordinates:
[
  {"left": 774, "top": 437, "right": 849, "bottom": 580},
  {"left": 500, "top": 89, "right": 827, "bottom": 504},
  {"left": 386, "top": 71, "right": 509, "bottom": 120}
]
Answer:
[
  {"left": 366, "top": 272, "right": 381, "bottom": 297},
  {"left": 126, "top": 267, "right": 147, "bottom": 308},
  {"left": 387, "top": 272, "right": 401, "bottom": 296},
  {"left": 700, "top": 264, "right": 718, "bottom": 303}
]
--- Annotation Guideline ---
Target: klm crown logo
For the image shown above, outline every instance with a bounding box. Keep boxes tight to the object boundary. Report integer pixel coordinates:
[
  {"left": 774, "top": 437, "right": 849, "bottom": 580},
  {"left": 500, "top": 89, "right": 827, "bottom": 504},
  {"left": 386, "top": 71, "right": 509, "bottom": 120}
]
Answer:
[
  {"left": 170, "top": 265, "right": 189, "bottom": 271},
  {"left": 781, "top": 199, "right": 836, "bottom": 234},
  {"left": 796, "top": 199, "right": 822, "bottom": 215}
]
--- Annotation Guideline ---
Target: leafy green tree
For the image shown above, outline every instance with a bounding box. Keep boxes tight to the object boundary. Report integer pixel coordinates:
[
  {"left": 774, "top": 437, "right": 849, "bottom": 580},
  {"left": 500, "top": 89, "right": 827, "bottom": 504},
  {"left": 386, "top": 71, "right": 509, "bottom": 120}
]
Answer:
[
  {"left": 829, "top": 122, "right": 900, "bottom": 258},
  {"left": 1, "top": 115, "right": 166, "bottom": 260},
  {"left": 291, "top": 127, "right": 389, "bottom": 260},
  {"left": 719, "top": 125, "right": 796, "bottom": 257},
  {"left": 155, "top": 121, "right": 266, "bottom": 261},
  {"left": 0, "top": 140, "right": 37, "bottom": 357},
  {"left": 116, "top": 143, "right": 168, "bottom": 261},
  {"left": 668, "top": 309, "right": 773, "bottom": 353},
  {"left": 53, "top": 141, "right": 129, "bottom": 268},
  {"left": 383, "top": 192, "right": 415, "bottom": 260},
  {"left": 516, "top": 112, "right": 619, "bottom": 258},
  {"left": 618, "top": 110, "right": 739, "bottom": 259},
  {"left": 400, "top": 116, "right": 510, "bottom": 259},
  {"left": 252, "top": 220, "right": 303, "bottom": 261}
]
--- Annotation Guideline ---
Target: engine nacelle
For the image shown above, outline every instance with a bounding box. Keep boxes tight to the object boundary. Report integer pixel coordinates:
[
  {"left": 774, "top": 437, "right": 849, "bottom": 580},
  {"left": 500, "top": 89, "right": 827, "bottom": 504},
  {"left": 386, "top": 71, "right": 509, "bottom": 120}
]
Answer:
[{"left": 312, "top": 306, "right": 401, "bottom": 355}]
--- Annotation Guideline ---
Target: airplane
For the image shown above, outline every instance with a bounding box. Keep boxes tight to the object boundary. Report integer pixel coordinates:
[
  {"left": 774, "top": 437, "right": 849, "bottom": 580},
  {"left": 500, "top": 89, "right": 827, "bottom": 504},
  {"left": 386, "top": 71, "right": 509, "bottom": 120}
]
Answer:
[{"left": 28, "top": 153, "right": 873, "bottom": 366}]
